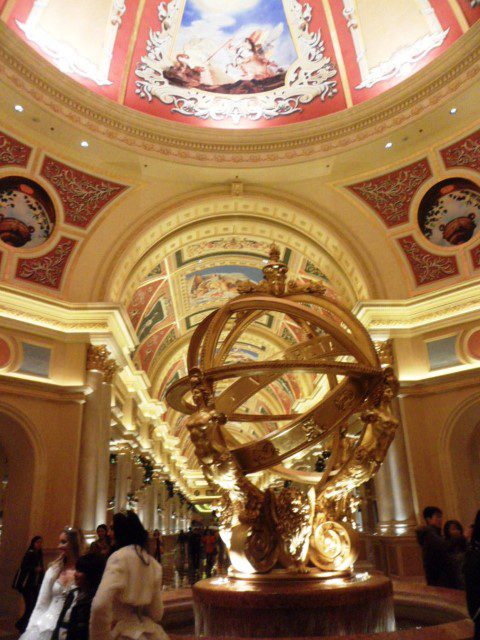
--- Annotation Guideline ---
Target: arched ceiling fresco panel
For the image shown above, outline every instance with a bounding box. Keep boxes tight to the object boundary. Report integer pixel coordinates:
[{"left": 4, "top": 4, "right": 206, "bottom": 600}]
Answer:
[
  {"left": 3, "top": 0, "right": 477, "bottom": 128},
  {"left": 111, "top": 204, "right": 373, "bottom": 309}
]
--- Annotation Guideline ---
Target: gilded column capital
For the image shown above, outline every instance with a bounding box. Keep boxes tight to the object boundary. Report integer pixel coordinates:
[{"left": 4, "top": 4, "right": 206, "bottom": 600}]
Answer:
[{"left": 86, "top": 344, "right": 118, "bottom": 383}]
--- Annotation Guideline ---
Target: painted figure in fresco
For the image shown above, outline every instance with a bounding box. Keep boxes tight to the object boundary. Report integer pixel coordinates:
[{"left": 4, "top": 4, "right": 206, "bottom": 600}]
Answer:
[
  {"left": 165, "top": 0, "right": 297, "bottom": 94},
  {"left": 187, "top": 266, "right": 262, "bottom": 307}
]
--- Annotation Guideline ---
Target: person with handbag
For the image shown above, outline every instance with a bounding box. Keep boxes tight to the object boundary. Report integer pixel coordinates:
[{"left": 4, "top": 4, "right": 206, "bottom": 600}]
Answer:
[{"left": 13, "top": 536, "right": 45, "bottom": 632}]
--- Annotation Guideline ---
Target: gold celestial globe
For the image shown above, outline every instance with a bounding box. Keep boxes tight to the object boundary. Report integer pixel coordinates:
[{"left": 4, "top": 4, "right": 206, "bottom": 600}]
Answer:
[{"left": 167, "top": 245, "right": 398, "bottom": 575}]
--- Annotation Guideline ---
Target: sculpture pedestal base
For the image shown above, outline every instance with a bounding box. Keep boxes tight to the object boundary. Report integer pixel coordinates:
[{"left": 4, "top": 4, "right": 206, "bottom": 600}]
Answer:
[{"left": 193, "top": 572, "right": 394, "bottom": 638}]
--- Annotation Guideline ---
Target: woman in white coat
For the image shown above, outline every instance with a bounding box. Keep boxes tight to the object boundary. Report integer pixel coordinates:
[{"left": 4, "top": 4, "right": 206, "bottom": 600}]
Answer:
[
  {"left": 90, "top": 511, "right": 168, "bottom": 640},
  {"left": 19, "top": 527, "right": 83, "bottom": 640}
]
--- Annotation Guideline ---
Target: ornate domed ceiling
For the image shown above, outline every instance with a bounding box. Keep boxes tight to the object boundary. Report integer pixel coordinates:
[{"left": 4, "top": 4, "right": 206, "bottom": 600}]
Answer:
[{"left": 2, "top": 0, "right": 478, "bottom": 129}]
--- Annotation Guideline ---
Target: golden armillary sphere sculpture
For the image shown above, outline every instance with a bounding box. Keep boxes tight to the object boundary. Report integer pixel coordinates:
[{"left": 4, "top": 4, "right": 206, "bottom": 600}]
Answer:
[{"left": 167, "top": 245, "right": 398, "bottom": 575}]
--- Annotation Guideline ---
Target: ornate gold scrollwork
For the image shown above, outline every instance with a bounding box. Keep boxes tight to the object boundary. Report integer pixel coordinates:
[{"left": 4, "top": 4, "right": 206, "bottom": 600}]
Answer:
[
  {"left": 86, "top": 344, "right": 118, "bottom": 383},
  {"left": 166, "top": 245, "right": 398, "bottom": 576}
]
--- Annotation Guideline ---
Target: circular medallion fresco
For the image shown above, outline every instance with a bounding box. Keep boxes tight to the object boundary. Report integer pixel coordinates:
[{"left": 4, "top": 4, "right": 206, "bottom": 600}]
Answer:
[
  {"left": 466, "top": 329, "right": 480, "bottom": 361},
  {"left": 0, "top": 177, "right": 56, "bottom": 249},
  {"left": 418, "top": 178, "right": 480, "bottom": 248},
  {"left": 0, "top": 337, "right": 11, "bottom": 369}
]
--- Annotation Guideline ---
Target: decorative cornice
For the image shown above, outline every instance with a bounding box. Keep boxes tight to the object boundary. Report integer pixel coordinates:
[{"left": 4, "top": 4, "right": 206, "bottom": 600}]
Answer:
[
  {"left": 0, "top": 21, "right": 479, "bottom": 166},
  {"left": 399, "top": 367, "right": 480, "bottom": 397},
  {"left": 355, "top": 280, "right": 480, "bottom": 335},
  {"left": 0, "top": 284, "right": 136, "bottom": 351},
  {"left": 0, "top": 373, "right": 89, "bottom": 402}
]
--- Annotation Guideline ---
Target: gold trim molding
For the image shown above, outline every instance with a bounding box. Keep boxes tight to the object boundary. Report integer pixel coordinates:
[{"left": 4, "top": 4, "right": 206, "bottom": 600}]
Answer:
[
  {"left": 0, "top": 22, "right": 479, "bottom": 166},
  {"left": 355, "top": 280, "right": 480, "bottom": 336}
]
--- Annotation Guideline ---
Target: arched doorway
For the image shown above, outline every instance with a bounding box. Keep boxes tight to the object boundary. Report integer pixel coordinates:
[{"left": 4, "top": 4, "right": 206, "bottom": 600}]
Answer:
[
  {"left": 0, "top": 407, "right": 44, "bottom": 616},
  {"left": 440, "top": 394, "right": 480, "bottom": 528}
]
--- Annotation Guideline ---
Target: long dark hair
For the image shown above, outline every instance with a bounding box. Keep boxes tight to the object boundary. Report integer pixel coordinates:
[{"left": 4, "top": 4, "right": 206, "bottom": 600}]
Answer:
[
  {"left": 112, "top": 512, "right": 149, "bottom": 562},
  {"left": 27, "top": 536, "right": 42, "bottom": 551},
  {"left": 75, "top": 554, "right": 105, "bottom": 595},
  {"left": 471, "top": 510, "right": 480, "bottom": 548},
  {"left": 444, "top": 519, "right": 464, "bottom": 539}
]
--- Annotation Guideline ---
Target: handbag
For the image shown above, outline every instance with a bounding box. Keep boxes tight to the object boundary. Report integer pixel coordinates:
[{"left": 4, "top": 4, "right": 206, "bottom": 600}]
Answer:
[{"left": 12, "top": 567, "right": 29, "bottom": 593}]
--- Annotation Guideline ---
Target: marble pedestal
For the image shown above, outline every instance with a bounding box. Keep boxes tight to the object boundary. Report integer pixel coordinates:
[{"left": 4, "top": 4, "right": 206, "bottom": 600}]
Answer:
[{"left": 193, "top": 572, "right": 395, "bottom": 638}]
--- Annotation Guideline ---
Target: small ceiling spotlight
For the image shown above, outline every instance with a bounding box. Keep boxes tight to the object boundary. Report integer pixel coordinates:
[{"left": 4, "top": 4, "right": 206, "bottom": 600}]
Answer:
[
  {"left": 385, "top": 141, "right": 393, "bottom": 149},
  {"left": 450, "top": 107, "right": 457, "bottom": 115},
  {"left": 14, "top": 104, "right": 24, "bottom": 112},
  {"left": 80, "top": 140, "right": 89, "bottom": 148}
]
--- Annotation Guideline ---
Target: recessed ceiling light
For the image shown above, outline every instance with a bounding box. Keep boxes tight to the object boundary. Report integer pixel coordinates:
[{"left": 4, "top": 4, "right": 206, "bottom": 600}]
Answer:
[
  {"left": 385, "top": 142, "right": 393, "bottom": 149},
  {"left": 80, "top": 140, "right": 89, "bottom": 148},
  {"left": 14, "top": 104, "right": 24, "bottom": 112},
  {"left": 450, "top": 107, "right": 457, "bottom": 115}
]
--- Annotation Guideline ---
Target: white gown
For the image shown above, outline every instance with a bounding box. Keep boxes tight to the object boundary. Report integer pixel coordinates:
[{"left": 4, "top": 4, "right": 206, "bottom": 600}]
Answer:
[
  {"left": 20, "top": 564, "right": 74, "bottom": 640},
  {"left": 90, "top": 545, "right": 168, "bottom": 640}
]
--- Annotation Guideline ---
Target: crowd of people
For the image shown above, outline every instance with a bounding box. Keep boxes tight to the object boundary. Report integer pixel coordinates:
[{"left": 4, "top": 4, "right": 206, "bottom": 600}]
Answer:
[
  {"left": 12, "top": 507, "right": 480, "bottom": 638},
  {"left": 175, "top": 526, "right": 226, "bottom": 583},
  {"left": 13, "top": 512, "right": 168, "bottom": 640},
  {"left": 417, "top": 506, "right": 480, "bottom": 638}
]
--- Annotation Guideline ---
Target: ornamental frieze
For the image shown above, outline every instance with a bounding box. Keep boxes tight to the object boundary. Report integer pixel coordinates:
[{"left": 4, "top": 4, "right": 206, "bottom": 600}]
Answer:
[
  {"left": 397, "top": 235, "right": 459, "bottom": 286},
  {"left": 41, "top": 157, "right": 127, "bottom": 229},
  {"left": 348, "top": 159, "right": 431, "bottom": 228},
  {"left": 0, "top": 131, "right": 32, "bottom": 168},
  {"left": 441, "top": 128, "right": 480, "bottom": 174},
  {"left": 15, "top": 236, "right": 77, "bottom": 289}
]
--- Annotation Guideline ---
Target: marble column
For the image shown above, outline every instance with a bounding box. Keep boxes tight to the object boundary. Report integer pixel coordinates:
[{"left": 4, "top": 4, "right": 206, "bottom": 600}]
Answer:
[
  {"left": 142, "top": 484, "right": 154, "bottom": 531},
  {"left": 164, "top": 488, "right": 173, "bottom": 534},
  {"left": 95, "top": 380, "right": 113, "bottom": 526},
  {"left": 159, "top": 482, "right": 166, "bottom": 533},
  {"left": 374, "top": 403, "right": 417, "bottom": 534},
  {"left": 76, "top": 369, "right": 103, "bottom": 532},
  {"left": 181, "top": 501, "right": 188, "bottom": 531},
  {"left": 115, "top": 451, "right": 132, "bottom": 512},
  {"left": 152, "top": 478, "right": 161, "bottom": 531},
  {"left": 132, "top": 461, "right": 144, "bottom": 494}
]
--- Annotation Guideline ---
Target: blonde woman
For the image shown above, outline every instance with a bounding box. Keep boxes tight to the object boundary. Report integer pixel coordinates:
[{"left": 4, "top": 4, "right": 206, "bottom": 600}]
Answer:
[{"left": 20, "top": 527, "right": 84, "bottom": 640}]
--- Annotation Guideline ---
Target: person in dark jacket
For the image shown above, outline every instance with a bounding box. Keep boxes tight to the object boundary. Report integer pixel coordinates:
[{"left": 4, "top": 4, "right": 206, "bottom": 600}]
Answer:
[
  {"left": 152, "top": 529, "right": 164, "bottom": 564},
  {"left": 51, "top": 553, "right": 105, "bottom": 640},
  {"left": 89, "top": 525, "right": 111, "bottom": 558},
  {"left": 444, "top": 519, "right": 467, "bottom": 590},
  {"left": 465, "top": 510, "right": 480, "bottom": 640},
  {"left": 15, "top": 536, "right": 45, "bottom": 632},
  {"left": 416, "top": 506, "right": 453, "bottom": 587}
]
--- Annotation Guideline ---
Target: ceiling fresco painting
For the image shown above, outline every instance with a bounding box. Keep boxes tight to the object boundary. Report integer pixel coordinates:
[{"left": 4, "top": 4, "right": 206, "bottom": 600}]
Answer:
[
  {"left": 0, "top": 177, "right": 55, "bottom": 249},
  {"left": 418, "top": 178, "right": 480, "bottom": 248},
  {"left": 186, "top": 264, "right": 263, "bottom": 307},
  {"left": 7, "top": 0, "right": 140, "bottom": 101},
  {"left": 328, "top": 0, "right": 463, "bottom": 103},
  {"left": 4, "top": 0, "right": 477, "bottom": 128}
]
